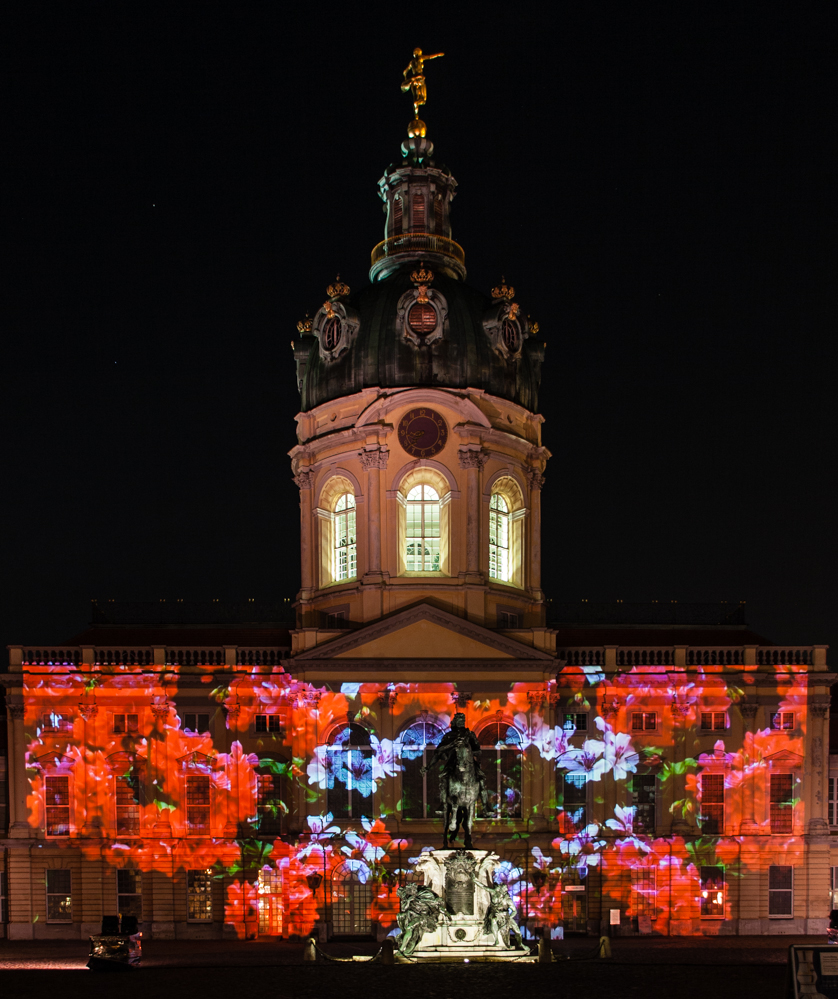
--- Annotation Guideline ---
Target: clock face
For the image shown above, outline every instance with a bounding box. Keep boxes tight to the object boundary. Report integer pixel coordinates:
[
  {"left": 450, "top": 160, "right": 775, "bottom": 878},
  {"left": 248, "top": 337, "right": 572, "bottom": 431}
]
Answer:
[{"left": 397, "top": 408, "right": 449, "bottom": 458}]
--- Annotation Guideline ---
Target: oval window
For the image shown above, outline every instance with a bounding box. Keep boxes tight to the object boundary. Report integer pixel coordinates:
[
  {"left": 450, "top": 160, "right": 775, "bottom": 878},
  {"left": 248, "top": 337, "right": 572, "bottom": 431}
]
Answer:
[
  {"left": 501, "top": 319, "right": 519, "bottom": 352},
  {"left": 407, "top": 302, "right": 437, "bottom": 335},
  {"left": 323, "top": 317, "right": 342, "bottom": 351}
]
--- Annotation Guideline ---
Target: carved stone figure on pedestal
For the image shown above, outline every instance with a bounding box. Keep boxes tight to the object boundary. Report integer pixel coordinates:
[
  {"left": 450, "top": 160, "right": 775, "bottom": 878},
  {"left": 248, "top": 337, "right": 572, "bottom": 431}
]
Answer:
[
  {"left": 421, "top": 712, "right": 487, "bottom": 848},
  {"left": 395, "top": 882, "right": 447, "bottom": 957},
  {"left": 474, "top": 878, "right": 524, "bottom": 950}
]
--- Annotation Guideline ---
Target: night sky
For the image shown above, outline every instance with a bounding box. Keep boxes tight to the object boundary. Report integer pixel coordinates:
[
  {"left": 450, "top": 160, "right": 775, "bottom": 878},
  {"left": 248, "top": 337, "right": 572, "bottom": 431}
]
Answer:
[{"left": 4, "top": 10, "right": 836, "bottom": 658}]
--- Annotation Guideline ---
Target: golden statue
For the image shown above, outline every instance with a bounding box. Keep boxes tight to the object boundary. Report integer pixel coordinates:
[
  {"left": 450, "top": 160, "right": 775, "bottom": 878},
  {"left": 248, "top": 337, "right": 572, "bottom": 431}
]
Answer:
[{"left": 401, "top": 48, "right": 444, "bottom": 120}]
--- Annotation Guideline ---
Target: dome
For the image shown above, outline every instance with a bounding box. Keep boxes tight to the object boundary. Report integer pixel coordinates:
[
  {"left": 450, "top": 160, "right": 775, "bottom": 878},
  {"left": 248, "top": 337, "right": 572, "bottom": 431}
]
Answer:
[{"left": 293, "top": 134, "right": 545, "bottom": 414}]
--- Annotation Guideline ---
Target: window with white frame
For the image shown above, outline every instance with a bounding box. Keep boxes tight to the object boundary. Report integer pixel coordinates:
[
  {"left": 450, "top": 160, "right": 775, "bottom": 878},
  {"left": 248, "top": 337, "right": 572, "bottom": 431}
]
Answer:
[
  {"left": 630, "top": 773, "right": 657, "bottom": 835},
  {"left": 255, "top": 714, "right": 282, "bottom": 734},
  {"left": 186, "top": 776, "right": 210, "bottom": 834},
  {"left": 557, "top": 772, "right": 587, "bottom": 832},
  {"left": 327, "top": 724, "right": 374, "bottom": 821},
  {"left": 489, "top": 493, "right": 510, "bottom": 581},
  {"left": 563, "top": 713, "right": 588, "bottom": 733},
  {"left": 44, "top": 775, "right": 71, "bottom": 836},
  {"left": 117, "top": 869, "right": 143, "bottom": 921},
  {"left": 829, "top": 778, "right": 838, "bottom": 827},
  {"left": 399, "top": 719, "right": 445, "bottom": 819},
  {"left": 46, "top": 869, "right": 72, "bottom": 922},
  {"left": 182, "top": 713, "right": 209, "bottom": 734},
  {"left": 700, "top": 711, "right": 727, "bottom": 732},
  {"left": 770, "top": 773, "right": 794, "bottom": 833},
  {"left": 700, "top": 866, "right": 725, "bottom": 917},
  {"left": 478, "top": 722, "right": 522, "bottom": 819},
  {"left": 772, "top": 711, "right": 795, "bottom": 731},
  {"left": 631, "top": 867, "right": 656, "bottom": 918},
  {"left": 831, "top": 867, "right": 838, "bottom": 909},
  {"left": 405, "top": 484, "right": 441, "bottom": 572},
  {"left": 333, "top": 493, "right": 357, "bottom": 581},
  {"left": 768, "top": 865, "right": 793, "bottom": 917},
  {"left": 699, "top": 773, "right": 724, "bottom": 835},
  {"left": 113, "top": 713, "right": 139, "bottom": 735},
  {"left": 187, "top": 869, "right": 213, "bottom": 921},
  {"left": 631, "top": 712, "right": 656, "bottom": 732}
]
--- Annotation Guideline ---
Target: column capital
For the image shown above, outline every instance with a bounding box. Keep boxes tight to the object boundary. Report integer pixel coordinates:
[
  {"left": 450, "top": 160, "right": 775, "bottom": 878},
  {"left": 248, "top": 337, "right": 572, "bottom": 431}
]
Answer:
[
  {"left": 457, "top": 448, "right": 487, "bottom": 470},
  {"left": 526, "top": 468, "right": 545, "bottom": 490},
  {"left": 360, "top": 447, "right": 389, "bottom": 470},
  {"left": 294, "top": 469, "right": 315, "bottom": 490}
]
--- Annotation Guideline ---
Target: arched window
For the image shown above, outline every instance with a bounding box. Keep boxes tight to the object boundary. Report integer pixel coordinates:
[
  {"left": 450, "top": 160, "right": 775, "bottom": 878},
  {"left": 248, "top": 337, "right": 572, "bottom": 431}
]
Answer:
[
  {"left": 489, "top": 493, "right": 510, "bottom": 581},
  {"left": 405, "top": 485, "right": 441, "bottom": 572},
  {"left": 477, "top": 722, "right": 522, "bottom": 819},
  {"left": 330, "top": 861, "right": 372, "bottom": 936},
  {"left": 434, "top": 194, "right": 444, "bottom": 234},
  {"left": 487, "top": 477, "right": 526, "bottom": 588},
  {"left": 411, "top": 192, "right": 426, "bottom": 231},
  {"left": 398, "top": 719, "right": 445, "bottom": 819},
  {"left": 392, "top": 195, "right": 403, "bottom": 234},
  {"left": 326, "top": 724, "right": 373, "bottom": 820},
  {"left": 334, "top": 493, "right": 357, "bottom": 581}
]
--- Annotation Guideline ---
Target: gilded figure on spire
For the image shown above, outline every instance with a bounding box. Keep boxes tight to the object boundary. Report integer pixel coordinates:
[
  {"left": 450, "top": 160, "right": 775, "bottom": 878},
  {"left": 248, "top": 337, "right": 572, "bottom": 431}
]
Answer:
[{"left": 401, "top": 48, "right": 444, "bottom": 120}]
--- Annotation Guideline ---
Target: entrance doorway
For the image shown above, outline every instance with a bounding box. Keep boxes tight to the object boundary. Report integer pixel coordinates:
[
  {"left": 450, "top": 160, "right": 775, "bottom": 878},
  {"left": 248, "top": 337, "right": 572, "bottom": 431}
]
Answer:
[
  {"left": 257, "top": 868, "right": 283, "bottom": 936},
  {"left": 331, "top": 862, "right": 373, "bottom": 936},
  {"left": 562, "top": 888, "right": 587, "bottom": 933}
]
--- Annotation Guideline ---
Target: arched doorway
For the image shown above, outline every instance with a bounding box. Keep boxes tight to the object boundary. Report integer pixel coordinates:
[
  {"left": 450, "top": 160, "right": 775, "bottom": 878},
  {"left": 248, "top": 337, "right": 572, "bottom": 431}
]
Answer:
[
  {"left": 257, "top": 866, "right": 283, "bottom": 936},
  {"left": 330, "top": 861, "right": 372, "bottom": 937}
]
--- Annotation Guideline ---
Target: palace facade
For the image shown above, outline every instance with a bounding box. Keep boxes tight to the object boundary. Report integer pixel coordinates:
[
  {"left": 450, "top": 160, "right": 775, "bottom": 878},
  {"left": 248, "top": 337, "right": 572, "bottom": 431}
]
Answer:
[{"left": 2, "top": 87, "right": 836, "bottom": 942}]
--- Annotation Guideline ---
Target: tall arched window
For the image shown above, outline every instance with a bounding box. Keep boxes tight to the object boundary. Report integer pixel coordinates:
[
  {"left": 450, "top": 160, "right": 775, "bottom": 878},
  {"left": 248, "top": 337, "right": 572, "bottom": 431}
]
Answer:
[
  {"left": 477, "top": 722, "right": 522, "bottom": 819},
  {"left": 334, "top": 493, "right": 356, "bottom": 581},
  {"left": 411, "top": 192, "right": 426, "bottom": 231},
  {"left": 327, "top": 724, "right": 373, "bottom": 820},
  {"left": 405, "top": 485, "right": 441, "bottom": 572},
  {"left": 487, "top": 477, "right": 526, "bottom": 588},
  {"left": 392, "top": 195, "right": 403, "bottom": 234},
  {"left": 489, "top": 493, "right": 510, "bottom": 581},
  {"left": 331, "top": 861, "right": 372, "bottom": 936},
  {"left": 398, "top": 719, "right": 445, "bottom": 819},
  {"left": 433, "top": 195, "right": 444, "bottom": 234}
]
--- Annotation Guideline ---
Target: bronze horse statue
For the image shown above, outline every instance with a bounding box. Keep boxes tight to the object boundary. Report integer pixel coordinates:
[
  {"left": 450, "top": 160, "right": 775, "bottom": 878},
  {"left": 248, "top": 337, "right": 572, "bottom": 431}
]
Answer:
[{"left": 421, "top": 712, "right": 487, "bottom": 849}]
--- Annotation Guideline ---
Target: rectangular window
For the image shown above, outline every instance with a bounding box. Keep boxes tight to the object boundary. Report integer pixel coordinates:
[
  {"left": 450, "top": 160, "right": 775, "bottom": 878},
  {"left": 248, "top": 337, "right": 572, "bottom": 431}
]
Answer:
[
  {"left": 42, "top": 713, "right": 73, "bottom": 733},
  {"left": 113, "top": 714, "right": 139, "bottom": 735},
  {"left": 45, "top": 775, "right": 71, "bottom": 836},
  {"left": 256, "top": 772, "right": 285, "bottom": 835},
  {"left": 631, "top": 867, "right": 656, "bottom": 918},
  {"left": 700, "top": 711, "right": 727, "bottom": 731},
  {"left": 830, "top": 778, "right": 838, "bottom": 827},
  {"left": 117, "top": 870, "right": 143, "bottom": 922},
  {"left": 327, "top": 612, "right": 347, "bottom": 629},
  {"left": 255, "top": 715, "right": 282, "bottom": 734},
  {"left": 700, "top": 866, "right": 725, "bottom": 918},
  {"left": 182, "top": 714, "right": 210, "bottom": 734},
  {"left": 631, "top": 712, "right": 656, "bottom": 732},
  {"left": 770, "top": 774, "right": 794, "bottom": 833},
  {"left": 186, "top": 776, "right": 210, "bottom": 834},
  {"left": 46, "top": 869, "right": 72, "bottom": 922},
  {"left": 831, "top": 867, "right": 838, "bottom": 910},
  {"left": 699, "top": 773, "right": 724, "bottom": 835},
  {"left": 563, "top": 713, "right": 588, "bottom": 733},
  {"left": 498, "top": 611, "right": 520, "bottom": 629},
  {"left": 772, "top": 712, "right": 794, "bottom": 731},
  {"left": 631, "top": 773, "right": 657, "bottom": 835},
  {"left": 559, "top": 773, "right": 587, "bottom": 832},
  {"left": 186, "top": 869, "right": 213, "bottom": 922},
  {"left": 768, "top": 865, "right": 793, "bottom": 917},
  {"left": 116, "top": 774, "right": 141, "bottom": 836}
]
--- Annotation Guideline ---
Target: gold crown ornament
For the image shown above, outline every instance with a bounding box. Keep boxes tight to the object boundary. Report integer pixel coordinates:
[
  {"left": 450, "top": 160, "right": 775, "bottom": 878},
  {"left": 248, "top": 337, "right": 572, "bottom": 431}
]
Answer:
[
  {"left": 411, "top": 263, "right": 434, "bottom": 286},
  {"left": 296, "top": 315, "right": 313, "bottom": 335},
  {"left": 528, "top": 317, "right": 540, "bottom": 336},
  {"left": 491, "top": 277, "right": 515, "bottom": 301},
  {"left": 327, "top": 274, "right": 350, "bottom": 300}
]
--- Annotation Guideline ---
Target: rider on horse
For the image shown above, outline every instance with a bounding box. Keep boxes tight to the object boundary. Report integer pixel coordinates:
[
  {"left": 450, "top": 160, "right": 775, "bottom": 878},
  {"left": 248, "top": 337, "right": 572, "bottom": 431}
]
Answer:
[{"left": 421, "top": 712, "right": 488, "bottom": 814}]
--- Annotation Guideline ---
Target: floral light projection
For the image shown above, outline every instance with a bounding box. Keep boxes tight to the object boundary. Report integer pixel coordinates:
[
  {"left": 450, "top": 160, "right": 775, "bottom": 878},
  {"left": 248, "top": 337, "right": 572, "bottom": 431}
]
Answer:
[{"left": 20, "top": 652, "right": 815, "bottom": 937}]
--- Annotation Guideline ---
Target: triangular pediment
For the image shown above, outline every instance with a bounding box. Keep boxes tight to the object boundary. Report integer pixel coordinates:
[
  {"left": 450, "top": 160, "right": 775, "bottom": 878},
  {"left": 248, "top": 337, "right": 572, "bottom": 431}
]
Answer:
[
  {"left": 765, "top": 750, "right": 804, "bottom": 769},
  {"left": 293, "top": 603, "right": 554, "bottom": 662}
]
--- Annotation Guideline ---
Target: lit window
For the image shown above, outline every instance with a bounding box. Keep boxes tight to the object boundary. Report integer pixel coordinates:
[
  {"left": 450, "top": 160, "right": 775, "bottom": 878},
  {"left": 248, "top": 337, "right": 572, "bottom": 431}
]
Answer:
[
  {"left": 44, "top": 776, "right": 70, "bottom": 836},
  {"left": 831, "top": 866, "right": 838, "bottom": 910},
  {"left": 186, "top": 776, "right": 210, "bottom": 834},
  {"left": 116, "top": 773, "right": 141, "bottom": 836},
  {"left": 182, "top": 714, "right": 209, "bottom": 734},
  {"left": 117, "top": 870, "right": 143, "bottom": 922},
  {"left": 478, "top": 723, "right": 522, "bottom": 819},
  {"left": 46, "top": 869, "right": 72, "bottom": 922},
  {"left": 770, "top": 774, "right": 794, "bottom": 833},
  {"left": 405, "top": 485, "right": 441, "bottom": 572},
  {"left": 631, "top": 712, "right": 656, "bottom": 732},
  {"left": 489, "top": 493, "right": 510, "bottom": 581},
  {"left": 699, "top": 773, "right": 724, "bottom": 834},
  {"left": 327, "top": 724, "right": 374, "bottom": 821},
  {"left": 257, "top": 868, "right": 283, "bottom": 936},
  {"left": 631, "top": 867, "right": 656, "bottom": 918},
  {"left": 557, "top": 772, "right": 587, "bottom": 832},
  {"left": 563, "top": 713, "right": 588, "bottom": 733},
  {"left": 187, "top": 870, "right": 213, "bottom": 922},
  {"left": 700, "top": 866, "right": 725, "bottom": 918},
  {"left": 255, "top": 715, "right": 282, "bottom": 734},
  {"left": 772, "top": 711, "right": 795, "bottom": 730},
  {"left": 700, "top": 712, "right": 727, "bottom": 732},
  {"left": 399, "top": 719, "right": 445, "bottom": 819},
  {"left": 768, "top": 865, "right": 793, "bottom": 917},
  {"left": 113, "top": 713, "right": 139, "bottom": 735},
  {"left": 631, "top": 773, "right": 657, "bottom": 835},
  {"left": 334, "top": 493, "right": 357, "bottom": 581}
]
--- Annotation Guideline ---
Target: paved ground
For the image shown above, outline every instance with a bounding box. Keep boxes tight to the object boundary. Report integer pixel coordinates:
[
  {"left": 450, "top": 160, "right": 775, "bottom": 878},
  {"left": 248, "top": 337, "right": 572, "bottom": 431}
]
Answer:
[{"left": 0, "top": 935, "right": 814, "bottom": 999}]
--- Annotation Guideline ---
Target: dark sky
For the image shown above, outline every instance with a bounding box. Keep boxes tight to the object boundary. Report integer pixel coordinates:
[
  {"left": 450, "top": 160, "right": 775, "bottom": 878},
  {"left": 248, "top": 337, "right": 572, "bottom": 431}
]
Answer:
[{"left": 3, "top": 9, "right": 836, "bottom": 657}]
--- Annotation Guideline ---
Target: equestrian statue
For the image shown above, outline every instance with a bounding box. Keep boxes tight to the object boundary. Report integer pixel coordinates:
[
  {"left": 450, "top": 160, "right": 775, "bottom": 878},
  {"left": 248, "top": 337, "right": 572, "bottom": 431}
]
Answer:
[{"left": 421, "top": 712, "right": 488, "bottom": 849}]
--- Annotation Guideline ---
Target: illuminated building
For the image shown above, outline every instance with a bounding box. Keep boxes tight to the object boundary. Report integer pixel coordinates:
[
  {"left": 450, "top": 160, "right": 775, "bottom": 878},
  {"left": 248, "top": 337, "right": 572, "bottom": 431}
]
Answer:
[{"left": 2, "top": 84, "right": 836, "bottom": 943}]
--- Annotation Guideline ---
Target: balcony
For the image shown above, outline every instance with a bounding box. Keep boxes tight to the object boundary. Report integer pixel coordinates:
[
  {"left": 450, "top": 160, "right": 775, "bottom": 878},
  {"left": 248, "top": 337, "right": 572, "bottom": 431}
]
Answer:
[{"left": 369, "top": 233, "right": 466, "bottom": 282}]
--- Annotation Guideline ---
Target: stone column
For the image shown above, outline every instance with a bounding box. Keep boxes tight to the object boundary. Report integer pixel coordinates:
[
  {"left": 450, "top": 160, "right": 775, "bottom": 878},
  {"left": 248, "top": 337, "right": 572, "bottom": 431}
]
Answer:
[
  {"left": 294, "top": 469, "right": 315, "bottom": 596},
  {"left": 739, "top": 699, "right": 760, "bottom": 833},
  {"left": 361, "top": 447, "right": 388, "bottom": 582},
  {"left": 457, "top": 448, "right": 485, "bottom": 581},
  {"left": 78, "top": 703, "right": 100, "bottom": 836},
  {"left": 150, "top": 699, "right": 173, "bottom": 835},
  {"left": 527, "top": 469, "right": 545, "bottom": 597},
  {"left": 807, "top": 698, "right": 831, "bottom": 836},
  {"left": 8, "top": 701, "right": 31, "bottom": 838}
]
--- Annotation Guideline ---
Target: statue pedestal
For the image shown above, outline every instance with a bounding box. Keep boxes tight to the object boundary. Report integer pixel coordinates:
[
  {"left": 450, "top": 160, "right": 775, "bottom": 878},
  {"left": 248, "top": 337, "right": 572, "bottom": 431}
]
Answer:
[{"left": 397, "top": 849, "right": 533, "bottom": 963}]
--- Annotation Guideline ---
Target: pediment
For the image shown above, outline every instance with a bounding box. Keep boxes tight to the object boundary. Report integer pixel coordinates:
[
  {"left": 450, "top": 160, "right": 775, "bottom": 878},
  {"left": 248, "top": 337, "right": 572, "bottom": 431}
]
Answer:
[
  {"left": 765, "top": 750, "right": 804, "bottom": 769},
  {"left": 293, "top": 603, "right": 555, "bottom": 663}
]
